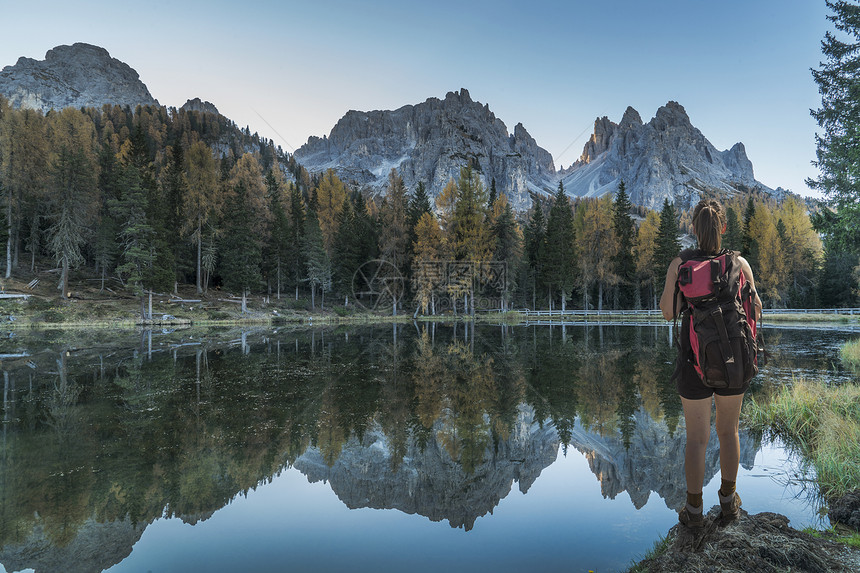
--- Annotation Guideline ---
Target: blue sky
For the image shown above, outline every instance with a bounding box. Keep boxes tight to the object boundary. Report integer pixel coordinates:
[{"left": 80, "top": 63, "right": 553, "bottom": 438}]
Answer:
[{"left": 0, "top": 0, "right": 832, "bottom": 197}]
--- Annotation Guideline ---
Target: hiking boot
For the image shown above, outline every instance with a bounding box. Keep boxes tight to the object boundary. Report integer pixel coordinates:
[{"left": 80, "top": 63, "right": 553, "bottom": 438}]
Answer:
[
  {"left": 719, "top": 491, "right": 742, "bottom": 521},
  {"left": 678, "top": 505, "right": 705, "bottom": 528}
]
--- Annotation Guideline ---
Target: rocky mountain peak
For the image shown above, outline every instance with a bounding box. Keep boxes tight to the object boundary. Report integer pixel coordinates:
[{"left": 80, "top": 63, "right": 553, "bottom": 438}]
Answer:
[
  {"left": 45, "top": 42, "right": 110, "bottom": 63},
  {"left": 181, "top": 97, "right": 220, "bottom": 115},
  {"left": 619, "top": 106, "right": 643, "bottom": 128},
  {"left": 294, "top": 89, "right": 556, "bottom": 210},
  {"left": 559, "top": 101, "right": 768, "bottom": 210},
  {"left": 653, "top": 100, "right": 692, "bottom": 129},
  {"left": 0, "top": 42, "right": 158, "bottom": 113},
  {"left": 446, "top": 87, "right": 472, "bottom": 103}
]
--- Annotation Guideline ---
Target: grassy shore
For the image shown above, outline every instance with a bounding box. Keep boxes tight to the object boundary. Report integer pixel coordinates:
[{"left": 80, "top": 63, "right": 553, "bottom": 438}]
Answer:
[
  {"left": 840, "top": 338, "right": 860, "bottom": 370},
  {"left": 742, "top": 377, "right": 860, "bottom": 501},
  {"left": 0, "top": 271, "right": 857, "bottom": 329}
]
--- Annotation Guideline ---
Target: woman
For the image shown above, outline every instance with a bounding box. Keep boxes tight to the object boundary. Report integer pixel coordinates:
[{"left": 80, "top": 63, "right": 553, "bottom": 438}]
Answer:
[{"left": 659, "top": 198, "right": 762, "bottom": 528}]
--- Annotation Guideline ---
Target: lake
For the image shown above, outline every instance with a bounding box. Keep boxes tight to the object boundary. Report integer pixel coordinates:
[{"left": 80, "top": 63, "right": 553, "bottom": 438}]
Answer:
[{"left": 0, "top": 322, "right": 857, "bottom": 573}]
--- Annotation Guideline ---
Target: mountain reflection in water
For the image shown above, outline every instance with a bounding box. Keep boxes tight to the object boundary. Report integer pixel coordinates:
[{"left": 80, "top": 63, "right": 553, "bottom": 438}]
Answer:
[{"left": 0, "top": 323, "right": 847, "bottom": 573}]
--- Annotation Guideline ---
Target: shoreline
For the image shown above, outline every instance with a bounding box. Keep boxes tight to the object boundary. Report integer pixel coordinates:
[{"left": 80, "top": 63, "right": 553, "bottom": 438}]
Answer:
[{"left": 0, "top": 308, "right": 857, "bottom": 330}]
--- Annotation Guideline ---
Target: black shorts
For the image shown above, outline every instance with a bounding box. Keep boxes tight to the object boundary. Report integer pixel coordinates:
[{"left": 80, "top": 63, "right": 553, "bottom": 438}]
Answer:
[
  {"left": 674, "top": 316, "right": 749, "bottom": 400},
  {"left": 675, "top": 361, "right": 749, "bottom": 400}
]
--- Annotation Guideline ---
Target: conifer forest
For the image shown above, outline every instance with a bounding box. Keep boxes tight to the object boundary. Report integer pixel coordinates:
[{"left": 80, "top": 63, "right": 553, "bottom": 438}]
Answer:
[{"left": 0, "top": 97, "right": 854, "bottom": 317}]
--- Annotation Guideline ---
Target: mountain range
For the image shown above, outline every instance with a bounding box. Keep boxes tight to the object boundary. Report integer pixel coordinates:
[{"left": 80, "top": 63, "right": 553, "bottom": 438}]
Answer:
[{"left": 0, "top": 43, "right": 778, "bottom": 210}]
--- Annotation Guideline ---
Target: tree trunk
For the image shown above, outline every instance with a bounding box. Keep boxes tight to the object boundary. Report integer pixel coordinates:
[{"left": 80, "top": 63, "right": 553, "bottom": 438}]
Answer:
[
  {"left": 59, "top": 256, "right": 69, "bottom": 298},
  {"left": 148, "top": 291, "right": 153, "bottom": 320},
  {"left": 5, "top": 198, "right": 11, "bottom": 279},
  {"left": 470, "top": 283, "right": 475, "bottom": 317},
  {"left": 196, "top": 222, "right": 202, "bottom": 294},
  {"left": 310, "top": 285, "right": 315, "bottom": 309},
  {"left": 598, "top": 281, "right": 604, "bottom": 312},
  {"left": 241, "top": 289, "right": 247, "bottom": 313}
]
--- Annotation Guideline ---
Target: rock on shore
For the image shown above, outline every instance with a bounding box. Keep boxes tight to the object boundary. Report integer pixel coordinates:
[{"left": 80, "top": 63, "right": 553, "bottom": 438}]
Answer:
[{"left": 631, "top": 506, "right": 860, "bottom": 572}]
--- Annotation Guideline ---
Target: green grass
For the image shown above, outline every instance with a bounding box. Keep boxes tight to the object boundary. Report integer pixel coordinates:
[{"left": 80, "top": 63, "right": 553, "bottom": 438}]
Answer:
[
  {"left": 626, "top": 534, "right": 671, "bottom": 573},
  {"left": 840, "top": 338, "right": 860, "bottom": 371},
  {"left": 802, "top": 525, "right": 860, "bottom": 549},
  {"left": 764, "top": 313, "right": 855, "bottom": 324},
  {"left": 743, "top": 377, "right": 860, "bottom": 500}
]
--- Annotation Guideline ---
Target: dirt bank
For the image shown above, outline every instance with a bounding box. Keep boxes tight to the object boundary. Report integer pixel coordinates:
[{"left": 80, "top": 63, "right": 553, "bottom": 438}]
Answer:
[{"left": 630, "top": 506, "right": 860, "bottom": 572}]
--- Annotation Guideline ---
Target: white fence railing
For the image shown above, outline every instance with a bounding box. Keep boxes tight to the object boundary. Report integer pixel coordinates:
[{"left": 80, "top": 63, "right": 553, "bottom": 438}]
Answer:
[{"left": 506, "top": 308, "right": 860, "bottom": 317}]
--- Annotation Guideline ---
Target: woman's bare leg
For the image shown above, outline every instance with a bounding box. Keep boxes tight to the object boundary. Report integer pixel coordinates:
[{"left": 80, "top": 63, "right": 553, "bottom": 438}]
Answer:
[
  {"left": 714, "top": 393, "right": 745, "bottom": 482},
  {"left": 681, "top": 397, "right": 713, "bottom": 495}
]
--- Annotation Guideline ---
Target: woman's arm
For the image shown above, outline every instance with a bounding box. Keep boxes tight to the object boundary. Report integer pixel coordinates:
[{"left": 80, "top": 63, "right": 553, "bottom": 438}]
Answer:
[
  {"left": 659, "top": 257, "right": 683, "bottom": 321},
  {"left": 738, "top": 256, "right": 763, "bottom": 321}
]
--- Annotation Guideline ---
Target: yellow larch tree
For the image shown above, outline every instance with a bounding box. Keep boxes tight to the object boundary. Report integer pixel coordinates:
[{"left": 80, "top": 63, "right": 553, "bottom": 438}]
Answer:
[
  {"left": 412, "top": 212, "right": 445, "bottom": 314},
  {"left": 314, "top": 168, "right": 347, "bottom": 252},
  {"left": 635, "top": 209, "right": 661, "bottom": 309},
  {"left": 748, "top": 201, "right": 786, "bottom": 306},
  {"left": 775, "top": 196, "right": 823, "bottom": 305},
  {"left": 183, "top": 141, "right": 221, "bottom": 293}
]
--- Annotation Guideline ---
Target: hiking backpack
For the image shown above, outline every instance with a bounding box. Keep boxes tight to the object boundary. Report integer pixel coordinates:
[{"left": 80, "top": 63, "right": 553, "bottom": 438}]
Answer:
[{"left": 673, "top": 249, "right": 759, "bottom": 390}]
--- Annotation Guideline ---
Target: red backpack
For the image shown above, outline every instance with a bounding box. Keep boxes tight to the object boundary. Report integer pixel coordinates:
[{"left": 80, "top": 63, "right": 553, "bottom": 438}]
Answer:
[{"left": 673, "top": 249, "right": 758, "bottom": 389}]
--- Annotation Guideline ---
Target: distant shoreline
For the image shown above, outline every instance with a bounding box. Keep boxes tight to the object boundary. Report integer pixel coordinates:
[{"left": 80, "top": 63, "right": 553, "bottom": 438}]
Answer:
[{"left": 1, "top": 304, "right": 857, "bottom": 330}]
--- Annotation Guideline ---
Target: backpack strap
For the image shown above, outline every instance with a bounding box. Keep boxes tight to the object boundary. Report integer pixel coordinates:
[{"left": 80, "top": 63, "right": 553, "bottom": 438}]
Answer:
[
  {"left": 672, "top": 279, "right": 680, "bottom": 345},
  {"left": 710, "top": 304, "right": 737, "bottom": 377}
]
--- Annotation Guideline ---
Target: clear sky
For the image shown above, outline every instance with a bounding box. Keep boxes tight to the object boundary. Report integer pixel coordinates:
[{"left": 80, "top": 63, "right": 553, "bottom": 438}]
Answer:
[{"left": 0, "top": 0, "right": 832, "bottom": 197}]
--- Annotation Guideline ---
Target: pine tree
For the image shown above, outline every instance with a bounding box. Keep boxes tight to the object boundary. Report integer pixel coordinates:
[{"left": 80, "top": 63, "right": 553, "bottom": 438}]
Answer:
[
  {"left": 220, "top": 154, "right": 267, "bottom": 306},
  {"left": 406, "top": 181, "right": 433, "bottom": 271},
  {"left": 819, "top": 249, "right": 859, "bottom": 307},
  {"left": 47, "top": 108, "right": 98, "bottom": 297},
  {"left": 542, "top": 182, "right": 576, "bottom": 311},
  {"left": 611, "top": 181, "right": 636, "bottom": 308},
  {"left": 488, "top": 178, "right": 497, "bottom": 210},
  {"left": 524, "top": 198, "right": 546, "bottom": 309},
  {"left": 111, "top": 159, "right": 154, "bottom": 319},
  {"left": 378, "top": 169, "right": 410, "bottom": 314},
  {"left": 264, "top": 169, "right": 290, "bottom": 298},
  {"left": 491, "top": 194, "right": 522, "bottom": 311},
  {"left": 162, "top": 143, "right": 187, "bottom": 287},
  {"left": 287, "top": 182, "right": 306, "bottom": 299},
  {"left": 723, "top": 206, "right": 743, "bottom": 252},
  {"left": 742, "top": 197, "right": 760, "bottom": 271},
  {"left": 95, "top": 141, "right": 120, "bottom": 291},
  {"left": 654, "top": 199, "right": 681, "bottom": 276},
  {"left": 809, "top": 0, "right": 860, "bottom": 254},
  {"left": 407, "top": 181, "right": 432, "bottom": 229},
  {"left": 303, "top": 210, "right": 332, "bottom": 309},
  {"left": 332, "top": 196, "right": 358, "bottom": 296}
]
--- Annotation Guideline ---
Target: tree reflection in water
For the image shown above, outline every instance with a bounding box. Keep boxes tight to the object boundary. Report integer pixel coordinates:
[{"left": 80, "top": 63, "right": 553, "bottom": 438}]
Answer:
[{"left": 1, "top": 323, "right": 833, "bottom": 571}]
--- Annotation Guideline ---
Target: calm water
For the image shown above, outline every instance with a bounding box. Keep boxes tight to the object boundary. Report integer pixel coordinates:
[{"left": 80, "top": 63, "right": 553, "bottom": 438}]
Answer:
[{"left": 0, "top": 322, "right": 857, "bottom": 573}]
